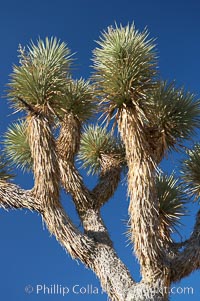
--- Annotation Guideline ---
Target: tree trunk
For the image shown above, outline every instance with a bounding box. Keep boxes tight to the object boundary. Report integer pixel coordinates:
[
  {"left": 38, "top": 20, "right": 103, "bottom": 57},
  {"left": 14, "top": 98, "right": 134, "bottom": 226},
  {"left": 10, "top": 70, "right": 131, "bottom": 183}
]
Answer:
[{"left": 118, "top": 107, "right": 170, "bottom": 288}]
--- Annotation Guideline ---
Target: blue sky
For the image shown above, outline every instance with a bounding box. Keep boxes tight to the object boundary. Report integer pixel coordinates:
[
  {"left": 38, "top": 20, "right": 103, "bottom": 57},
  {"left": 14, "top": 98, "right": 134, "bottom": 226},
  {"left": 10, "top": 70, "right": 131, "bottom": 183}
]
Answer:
[{"left": 0, "top": 0, "right": 200, "bottom": 300}]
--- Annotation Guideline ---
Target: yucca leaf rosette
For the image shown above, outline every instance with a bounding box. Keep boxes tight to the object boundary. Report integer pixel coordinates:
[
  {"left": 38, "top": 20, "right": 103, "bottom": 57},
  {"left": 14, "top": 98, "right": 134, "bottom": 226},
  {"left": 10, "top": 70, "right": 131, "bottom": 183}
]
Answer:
[
  {"left": 0, "top": 155, "right": 14, "bottom": 181},
  {"left": 147, "top": 81, "right": 200, "bottom": 154},
  {"left": 3, "top": 121, "right": 32, "bottom": 172},
  {"left": 60, "top": 78, "right": 96, "bottom": 121},
  {"left": 56, "top": 79, "right": 96, "bottom": 160},
  {"left": 78, "top": 125, "right": 124, "bottom": 175},
  {"left": 182, "top": 144, "right": 200, "bottom": 201},
  {"left": 157, "top": 173, "right": 187, "bottom": 235},
  {"left": 93, "top": 23, "right": 157, "bottom": 116},
  {"left": 8, "top": 37, "right": 72, "bottom": 116},
  {"left": 127, "top": 173, "right": 187, "bottom": 241}
]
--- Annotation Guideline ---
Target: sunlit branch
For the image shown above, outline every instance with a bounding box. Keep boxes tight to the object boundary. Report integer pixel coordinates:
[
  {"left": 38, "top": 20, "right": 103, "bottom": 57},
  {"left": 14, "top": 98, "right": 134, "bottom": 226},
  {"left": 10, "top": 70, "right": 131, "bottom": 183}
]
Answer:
[
  {"left": 0, "top": 181, "right": 41, "bottom": 212},
  {"left": 170, "top": 210, "right": 200, "bottom": 282},
  {"left": 57, "top": 113, "right": 81, "bottom": 161}
]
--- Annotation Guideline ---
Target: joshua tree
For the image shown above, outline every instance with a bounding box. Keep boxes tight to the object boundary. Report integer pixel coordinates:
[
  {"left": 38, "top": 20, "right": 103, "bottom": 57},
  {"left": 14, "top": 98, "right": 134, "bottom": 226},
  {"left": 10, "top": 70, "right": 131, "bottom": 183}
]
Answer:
[{"left": 1, "top": 24, "right": 200, "bottom": 301}]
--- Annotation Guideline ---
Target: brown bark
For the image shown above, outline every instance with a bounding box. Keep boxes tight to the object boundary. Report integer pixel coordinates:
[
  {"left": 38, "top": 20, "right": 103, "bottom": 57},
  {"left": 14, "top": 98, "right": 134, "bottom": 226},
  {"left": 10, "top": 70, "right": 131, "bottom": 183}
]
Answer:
[
  {"left": 0, "top": 180, "right": 135, "bottom": 300},
  {"left": 27, "top": 114, "right": 60, "bottom": 208},
  {"left": 1, "top": 177, "right": 200, "bottom": 300},
  {"left": 0, "top": 181, "right": 41, "bottom": 212},
  {"left": 118, "top": 107, "right": 170, "bottom": 286},
  {"left": 1, "top": 108, "right": 199, "bottom": 301},
  {"left": 170, "top": 210, "right": 200, "bottom": 282},
  {"left": 57, "top": 113, "right": 81, "bottom": 161},
  {"left": 92, "top": 153, "right": 121, "bottom": 208}
]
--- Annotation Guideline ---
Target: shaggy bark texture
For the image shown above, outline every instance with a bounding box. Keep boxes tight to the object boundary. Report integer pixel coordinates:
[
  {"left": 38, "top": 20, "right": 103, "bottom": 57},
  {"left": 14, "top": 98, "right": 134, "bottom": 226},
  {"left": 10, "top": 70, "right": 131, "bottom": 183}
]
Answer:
[
  {"left": 118, "top": 107, "right": 170, "bottom": 286},
  {"left": 57, "top": 113, "right": 81, "bottom": 161},
  {"left": 0, "top": 181, "right": 136, "bottom": 300},
  {"left": 1, "top": 109, "right": 200, "bottom": 301},
  {"left": 27, "top": 113, "right": 60, "bottom": 208},
  {"left": 92, "top": 153, "right": 121, "bottom": 208},
  {"left": 0, "top": 181, "right": 40, "bottom": 211},
  {"left": 1, "top": 179, "right": 199, "bottom": 300},
  {"left": 170, "top": 210, "right": 200, "bottom": 282}
]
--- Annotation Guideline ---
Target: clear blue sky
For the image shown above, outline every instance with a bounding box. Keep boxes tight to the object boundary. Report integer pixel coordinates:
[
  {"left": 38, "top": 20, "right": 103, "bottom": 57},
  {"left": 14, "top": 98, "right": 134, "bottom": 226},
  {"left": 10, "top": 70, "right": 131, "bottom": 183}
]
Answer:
[{"left": 0, "top": 1, "right": 200, "bottom": 300}]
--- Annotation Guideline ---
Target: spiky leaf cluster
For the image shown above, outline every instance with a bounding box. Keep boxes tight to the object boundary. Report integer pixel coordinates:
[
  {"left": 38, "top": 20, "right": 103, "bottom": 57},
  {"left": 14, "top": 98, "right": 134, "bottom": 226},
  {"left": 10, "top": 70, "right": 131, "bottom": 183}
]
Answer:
[
  {"left": 0, "top": 155, "right": 14, "bottom": 180},
  {"left": 3, "top": 121, "right": 32, "bottom": 172},
  {"left": 8, "top": 37, "right": 72, "bottom": 114},
  {"left": 60, "top": 78, "right": 95, "bottom": 121},
  {"left": 93, "top": 23, "right": 157, "bottom": 112},
  {"left": 147, "top": 81, "right": 200, "bottom": 151},
  {"left": 157, "top": 173, "right": 187, "bottom": 232},
  {"left": 182, "top": 144, "right": 200, "bottom": 200},
  {"left": 78, "top": 125, "right": 124, "bottom": 175}
]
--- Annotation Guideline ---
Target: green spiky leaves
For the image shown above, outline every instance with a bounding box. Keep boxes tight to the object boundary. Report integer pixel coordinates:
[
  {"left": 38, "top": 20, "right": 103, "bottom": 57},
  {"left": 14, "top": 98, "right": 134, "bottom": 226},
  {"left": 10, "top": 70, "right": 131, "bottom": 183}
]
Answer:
[
  {"left": 8, "top": 37, "right": 72, "bottom": 114},
  {"left": 0, "top": 155, "right": 14, "bottom": 181},
  {"left": 8, "top": 38, "right": 96, "bottom": 121},
  {"left": 148, "top": 81, "right": 200, "bottom": 151},
  {"left": 3, "top": 121, "right": 32, "bottom": 172},
  {"left": 60, "top": 78, "right": 95, "bottom": 121},
  {"left": 78, "top": 125, "right": 124, "bottom": 175},
  {"left": 182, "top": 144, "right": 200, "bottom": 200},
  {"left": 157, "top": 173, "right": 187, "bottom": 232},
  {"left": 93, "top": 24, "right": 200, "bottom": 154},
  {"left": 93, "top": 23, "right": 157, "bottom": 111}
]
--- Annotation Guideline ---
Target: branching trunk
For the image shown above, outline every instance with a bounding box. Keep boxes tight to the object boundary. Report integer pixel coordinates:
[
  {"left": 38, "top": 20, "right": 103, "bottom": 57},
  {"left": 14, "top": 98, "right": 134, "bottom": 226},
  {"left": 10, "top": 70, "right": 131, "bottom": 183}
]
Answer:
[
  {"left": 41, "top": 201, "right": 95, "bottom": 263},
  {"left": 1, "top": 169, "right": 200, "bottom": 300},
  {"left": 59, "top": 160, "right": 93, "bottom": 212},
  {"left": 1, "top": 101, "right": 199, "bottom": 301},
  {"left": 57, "top": 114, "right": 119, "bottom": 246},
  {"left": 0, "top": 181, "right": 136, "bottom": 301},
  {"left": 59, "top": 160, "right": 113, "bottom": 246}
]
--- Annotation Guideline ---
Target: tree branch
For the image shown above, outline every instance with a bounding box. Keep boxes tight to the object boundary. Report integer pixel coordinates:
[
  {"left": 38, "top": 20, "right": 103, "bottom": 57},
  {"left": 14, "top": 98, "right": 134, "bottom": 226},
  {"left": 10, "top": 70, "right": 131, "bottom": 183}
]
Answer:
[
  {"left": 0, "top": 179, "right": 136, "bottom": 300},
  {"left": 27, "top": 114, "right": 60, "bottom": 208},
  {"left": 57, "top": 113, "right": 81, "bottom": 161},
  {"left": 57, "top": 119, "right": 117, "bottom": 245},
  {"left": 23, "top": 112, "right": 136, "bottom": 300},
  {"left": 0, "top": 180, "right": 95, "bottom": 263},
  {"left": 57, "top": 113, "right": 122, "bottom": 211},
  {"left": 41, "top": 199, "right": 95, "bottom": 263},
  {"left": 92, "top": 153, "right": 122, "bottom": 209},
  {"left": 118, "top": 107, "right": 170, "bottom": 284},
  {"left": 59, "top": 160, "right": 94, "bottom": 212},
  {"left": 170, "top": 210, "right": 200, "bottom": 282},
  {"left": 0, "top": 181, "right": 41, "bottom": 212},
  {"left": 59, "top": 159, "right": 113, "bottom": 246}
]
